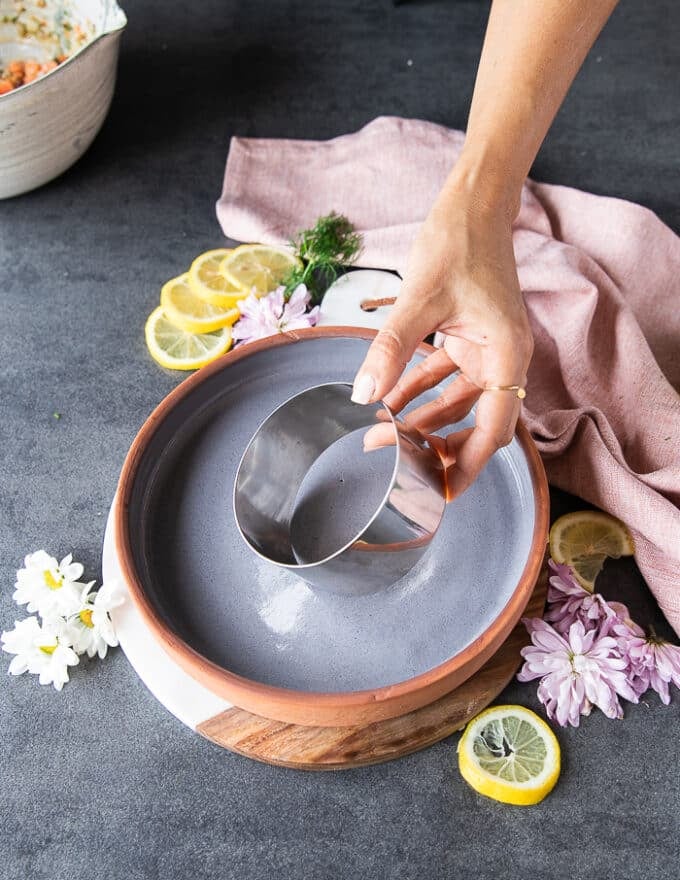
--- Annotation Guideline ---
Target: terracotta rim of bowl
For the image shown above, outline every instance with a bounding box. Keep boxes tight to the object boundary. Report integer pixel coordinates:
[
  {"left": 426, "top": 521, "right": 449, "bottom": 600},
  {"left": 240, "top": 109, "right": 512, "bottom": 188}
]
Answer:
[{"left": 115, "top": 326, "right": 549, "bottom": 727}]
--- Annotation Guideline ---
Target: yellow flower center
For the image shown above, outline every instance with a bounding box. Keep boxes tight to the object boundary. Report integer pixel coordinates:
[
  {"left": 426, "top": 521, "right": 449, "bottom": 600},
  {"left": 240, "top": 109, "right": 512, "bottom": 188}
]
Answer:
[
  {"left": 79, "top": 608, "right": 94, "bottom": 628},
  {"left": 39, "top": 643, "right": 58, "bottom": 655},
  {"left": 43, "top": 569, "right": 62, "bottom": 589}
]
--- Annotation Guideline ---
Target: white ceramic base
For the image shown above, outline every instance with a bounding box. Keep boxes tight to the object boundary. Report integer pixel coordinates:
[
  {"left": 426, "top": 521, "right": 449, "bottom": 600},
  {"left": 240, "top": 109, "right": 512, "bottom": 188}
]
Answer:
[
  {"left": 103, "top": 498, "right": 232, "bottom": 731},
  {"left": 317, "top": 269, "right": 402, "bottom": 329}
]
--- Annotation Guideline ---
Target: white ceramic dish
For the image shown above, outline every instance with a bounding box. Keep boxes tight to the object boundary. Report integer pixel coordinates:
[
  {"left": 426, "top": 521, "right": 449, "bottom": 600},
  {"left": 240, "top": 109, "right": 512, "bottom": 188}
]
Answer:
[
  {"left": 102, "top": 498, "right": 231, "bottom": 730},
  {"left": 0, "top": 0, "right": 126, "bottom": 199}
]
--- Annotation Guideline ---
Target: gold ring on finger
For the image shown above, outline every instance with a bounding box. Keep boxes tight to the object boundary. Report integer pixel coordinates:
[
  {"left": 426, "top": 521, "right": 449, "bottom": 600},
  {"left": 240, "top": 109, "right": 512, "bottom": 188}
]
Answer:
[{"left": 484, "top": 384, "right": 527, "bottom": 400}]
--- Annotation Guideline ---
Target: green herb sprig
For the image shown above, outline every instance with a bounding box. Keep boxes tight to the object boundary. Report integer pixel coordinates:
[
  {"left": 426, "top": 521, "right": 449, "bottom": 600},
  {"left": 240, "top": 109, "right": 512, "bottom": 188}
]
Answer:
[{"left": 283, "top": 212, "right": 362, "bottom": 304}]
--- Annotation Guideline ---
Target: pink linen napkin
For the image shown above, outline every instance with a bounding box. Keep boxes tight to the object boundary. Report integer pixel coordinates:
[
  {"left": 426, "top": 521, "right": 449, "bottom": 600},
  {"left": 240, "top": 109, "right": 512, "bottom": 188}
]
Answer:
[{"left": 217, "top": 116, "right": 680, "bottom": 635}]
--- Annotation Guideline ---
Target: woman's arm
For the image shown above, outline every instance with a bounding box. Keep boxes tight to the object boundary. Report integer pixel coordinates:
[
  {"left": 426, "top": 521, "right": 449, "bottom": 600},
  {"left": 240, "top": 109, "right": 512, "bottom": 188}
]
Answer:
[
  {"left": 456, "top": 0, "right": 620, "bottom": 215},
  {"left": 351, "top": 0, "right": 619, "bottom": 501}
]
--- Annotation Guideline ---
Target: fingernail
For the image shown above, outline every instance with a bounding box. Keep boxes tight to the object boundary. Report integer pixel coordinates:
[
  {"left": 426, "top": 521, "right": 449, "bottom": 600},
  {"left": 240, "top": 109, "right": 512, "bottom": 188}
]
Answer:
[{"left": 351, "top": 373, "right": 376, "bottom": 405}]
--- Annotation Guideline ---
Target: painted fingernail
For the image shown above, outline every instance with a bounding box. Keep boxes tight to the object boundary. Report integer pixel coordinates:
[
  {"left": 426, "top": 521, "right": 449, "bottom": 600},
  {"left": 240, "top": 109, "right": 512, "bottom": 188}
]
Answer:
[{"left": 351, "top": 373, "right": 376, "bottom": 405}]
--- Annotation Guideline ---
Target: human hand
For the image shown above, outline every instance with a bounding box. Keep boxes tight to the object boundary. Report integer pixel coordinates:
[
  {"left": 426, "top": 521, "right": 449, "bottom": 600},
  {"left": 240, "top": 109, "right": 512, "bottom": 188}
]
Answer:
[{"left": 351, "top": 186, "right": 533, "bottom": 501}]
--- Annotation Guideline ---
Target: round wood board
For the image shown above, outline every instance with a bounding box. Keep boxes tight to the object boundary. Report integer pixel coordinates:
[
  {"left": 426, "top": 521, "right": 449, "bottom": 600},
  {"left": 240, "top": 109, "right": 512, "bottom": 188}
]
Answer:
[{"left": 103, "top": 498, "right": 547, "bottom": 770}]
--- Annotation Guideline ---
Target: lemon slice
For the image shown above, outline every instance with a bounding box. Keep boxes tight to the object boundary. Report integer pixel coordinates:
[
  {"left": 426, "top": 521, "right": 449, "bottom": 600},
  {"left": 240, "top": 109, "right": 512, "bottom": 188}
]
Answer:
[
  {"left": 188, "top": 249, "right": 247, "bottom": 308},
  {"left": 219, "top": 244, "right": 302, "bottom": 294},
  {"left": 160, "top": 273, "right": 240, "bottom": 334},
  {"left": 549, "top": 510, "right": 635, "bottom": 592},
  {"left": 457, "top": 705, "right": 561, "bottom": 806},
  {"left": 145, "top": 306, "right": 232, "bottom": 371}
]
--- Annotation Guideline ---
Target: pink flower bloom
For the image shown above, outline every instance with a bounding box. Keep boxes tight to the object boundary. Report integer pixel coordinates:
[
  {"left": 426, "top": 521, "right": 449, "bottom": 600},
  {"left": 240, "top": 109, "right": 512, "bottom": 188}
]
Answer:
[
  {"left": 603, "top": 612, "right": 649, "bottom": 698},
  {"left": 232, "top": 284, "right": 319, "bottom": 346},
  {"left": 518, "top": 618, "right": 638, "bottom": 727},
  {"left": 544, "top": 560, "right": 616, "bottom": 635},
  {"left": 546, "top": 560, "right": 583, "bottom": 602},
  {"left": 603, "top": 601, "right": 634, "bottom": 625},
  {"left": 610, "top": 618, "right": 680, "bottom": 704}
]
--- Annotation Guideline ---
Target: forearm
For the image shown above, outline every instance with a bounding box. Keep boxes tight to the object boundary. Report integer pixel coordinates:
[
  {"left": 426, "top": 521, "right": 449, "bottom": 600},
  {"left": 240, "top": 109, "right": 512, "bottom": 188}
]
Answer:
[{"left": 445, "top": 0, "right": 619, "bottom": 219}]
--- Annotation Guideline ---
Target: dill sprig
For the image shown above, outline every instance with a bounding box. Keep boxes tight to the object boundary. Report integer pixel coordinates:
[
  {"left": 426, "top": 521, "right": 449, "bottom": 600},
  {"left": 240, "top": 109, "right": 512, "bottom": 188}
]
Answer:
[{"left": 283, "top": 212, "right": 362, "bottom": 304}]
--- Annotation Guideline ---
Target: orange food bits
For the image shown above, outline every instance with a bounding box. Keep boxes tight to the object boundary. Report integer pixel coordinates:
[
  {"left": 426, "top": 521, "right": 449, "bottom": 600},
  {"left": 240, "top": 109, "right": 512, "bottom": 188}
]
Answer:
[
  {"left": 7, "top": 60, "right": 24, "bottom": 87},
  {"left": 0, "top": 55, "right": 66, "bottom": 94},
  {"left": 23, "top": 61, "right": 41, "bottom": 83}
]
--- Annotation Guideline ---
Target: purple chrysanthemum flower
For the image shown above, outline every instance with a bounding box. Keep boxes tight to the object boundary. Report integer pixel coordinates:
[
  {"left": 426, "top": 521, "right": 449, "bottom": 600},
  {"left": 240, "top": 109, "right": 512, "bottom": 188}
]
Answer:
[
  {"left": 518, "top": 618, "right": 639, "bottom": 727},
  {"left": 544, "top": 559, "right": 617, "bottom": 635},
  {"left": 610, "top": 616, "right": 680, "bottom": 705},
  {"left": 232, "top": 284, "right": 319, "bottom": 346},
  {"left": 519, "top": 556, "right": 680, "bottom": 721}
]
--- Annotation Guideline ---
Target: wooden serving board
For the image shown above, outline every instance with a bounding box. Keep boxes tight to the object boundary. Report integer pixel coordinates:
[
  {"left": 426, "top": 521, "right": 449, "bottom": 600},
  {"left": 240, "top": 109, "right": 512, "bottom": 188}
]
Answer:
[{"left": 196, "top": 559, "right": 547, "bottom": 770}]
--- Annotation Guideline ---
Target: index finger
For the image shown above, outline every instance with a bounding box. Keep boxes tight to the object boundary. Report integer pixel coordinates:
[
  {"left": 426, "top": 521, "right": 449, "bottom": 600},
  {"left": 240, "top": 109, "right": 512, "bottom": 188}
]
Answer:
[
  {"left": 444, "top": 389, "right": 521, "bottom": 500},
  {"left": 382, "top": 348, "right": 458, "bottom": 414}
]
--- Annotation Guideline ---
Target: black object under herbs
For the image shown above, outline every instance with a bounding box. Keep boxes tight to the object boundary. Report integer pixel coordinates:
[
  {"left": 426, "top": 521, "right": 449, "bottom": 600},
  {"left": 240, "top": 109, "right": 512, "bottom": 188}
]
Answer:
[{"left": 282, "top": 212, "right": 363, "bottom": 304}]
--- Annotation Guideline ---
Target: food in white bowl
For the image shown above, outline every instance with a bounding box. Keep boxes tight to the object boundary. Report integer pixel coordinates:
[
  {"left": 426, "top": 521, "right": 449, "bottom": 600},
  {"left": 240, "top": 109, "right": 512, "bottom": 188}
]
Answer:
[
  {"left": 0, "top": 0, "right": 126, "bottom": 199},
  {"left": 0, "top": 0, "right": 95, "bottom": 94}
]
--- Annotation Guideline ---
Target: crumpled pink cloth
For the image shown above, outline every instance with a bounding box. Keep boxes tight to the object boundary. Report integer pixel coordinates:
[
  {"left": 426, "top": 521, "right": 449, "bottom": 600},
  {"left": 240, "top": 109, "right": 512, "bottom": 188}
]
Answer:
[{"left": 217, "top": 116, "right": 680, "bottom": 635}]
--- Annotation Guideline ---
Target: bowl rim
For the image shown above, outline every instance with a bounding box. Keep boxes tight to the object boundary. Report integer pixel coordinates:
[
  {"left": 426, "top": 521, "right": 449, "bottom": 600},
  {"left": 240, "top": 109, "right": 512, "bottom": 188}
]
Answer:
[{"left": 115, "top": 325, "right": 549, "bottom": 714}]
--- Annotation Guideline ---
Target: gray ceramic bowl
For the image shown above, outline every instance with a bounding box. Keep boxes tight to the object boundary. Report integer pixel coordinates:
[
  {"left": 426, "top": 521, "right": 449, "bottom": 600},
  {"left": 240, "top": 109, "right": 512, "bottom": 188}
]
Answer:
[{"left": 115, "top": 328, "right": 549, "bottom": 727}]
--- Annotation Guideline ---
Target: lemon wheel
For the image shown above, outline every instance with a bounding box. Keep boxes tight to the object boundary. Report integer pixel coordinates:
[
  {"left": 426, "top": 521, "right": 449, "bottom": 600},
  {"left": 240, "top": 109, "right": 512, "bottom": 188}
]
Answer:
[
  {"left": 549, "top": 510, "right": 635, "bottom": 592},
  {"left": 457, "top": 705, "right": 561, "bottom": 806},
  {"left": 188, "top": 249, "right": 247, "bottom": 308},
  {"left": 144, "top": 306, "right": 232, "bottom": 371},
  {"left": 219, "top": 243, "right": 302, "bottom": 294},
  {"left": 160, "top": 274, "right": 240, "bottom": 334}
]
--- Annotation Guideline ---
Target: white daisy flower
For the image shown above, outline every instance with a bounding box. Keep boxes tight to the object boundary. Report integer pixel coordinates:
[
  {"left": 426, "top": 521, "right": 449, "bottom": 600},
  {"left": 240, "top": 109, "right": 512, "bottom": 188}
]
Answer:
[
  {"left": 1, "top": 616, "right": 79, "bottom": 691},
  {"left": 65, "top": 581, "right": 123, "bottom": 659},
  {"left": 13, "top": 550, "right": 85, "bottom": 620}
]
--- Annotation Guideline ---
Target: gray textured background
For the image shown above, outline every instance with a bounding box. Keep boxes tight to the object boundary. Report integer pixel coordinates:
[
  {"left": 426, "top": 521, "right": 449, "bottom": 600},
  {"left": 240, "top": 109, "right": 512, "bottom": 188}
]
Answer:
[{"left": 1, "top": 1, "right": 679, "bottom": 878}]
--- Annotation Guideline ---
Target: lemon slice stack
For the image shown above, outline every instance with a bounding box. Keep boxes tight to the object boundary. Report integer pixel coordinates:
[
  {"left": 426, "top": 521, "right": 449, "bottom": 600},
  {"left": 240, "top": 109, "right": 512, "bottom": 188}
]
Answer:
[{"left": 144, "top": 245, "right": 301, "bottom": 371}]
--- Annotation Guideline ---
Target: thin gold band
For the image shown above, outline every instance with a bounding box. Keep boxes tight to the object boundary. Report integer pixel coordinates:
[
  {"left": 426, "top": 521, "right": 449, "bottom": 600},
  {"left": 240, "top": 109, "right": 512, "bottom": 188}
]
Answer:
[{"left": 484, "top": 384, "right": 527, "bottom": 400}]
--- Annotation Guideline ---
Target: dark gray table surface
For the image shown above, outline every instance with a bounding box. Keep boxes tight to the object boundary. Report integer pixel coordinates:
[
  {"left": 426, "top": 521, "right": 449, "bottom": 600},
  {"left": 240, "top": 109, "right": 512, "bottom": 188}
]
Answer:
[{"left": 1, "top": 1, "right": 678, "bottom": 878}]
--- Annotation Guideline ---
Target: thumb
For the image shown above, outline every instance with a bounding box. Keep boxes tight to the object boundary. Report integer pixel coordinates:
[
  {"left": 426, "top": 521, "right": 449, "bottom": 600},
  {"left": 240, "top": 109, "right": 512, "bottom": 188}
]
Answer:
[{"left": 351, "top": 300, "right": 432, "bottom": 405}]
